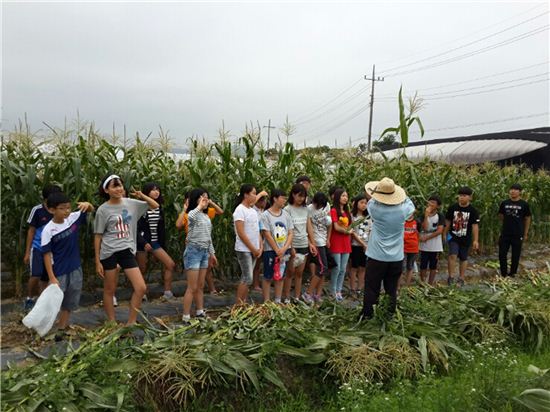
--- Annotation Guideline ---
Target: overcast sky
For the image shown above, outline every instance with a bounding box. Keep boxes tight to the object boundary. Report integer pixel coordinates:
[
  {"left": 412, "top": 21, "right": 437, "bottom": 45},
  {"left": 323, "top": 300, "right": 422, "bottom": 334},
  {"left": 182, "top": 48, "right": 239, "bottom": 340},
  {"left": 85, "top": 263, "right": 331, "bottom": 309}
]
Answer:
[{"left": 2, "top": 1, "right": 549, "bottom": 148}]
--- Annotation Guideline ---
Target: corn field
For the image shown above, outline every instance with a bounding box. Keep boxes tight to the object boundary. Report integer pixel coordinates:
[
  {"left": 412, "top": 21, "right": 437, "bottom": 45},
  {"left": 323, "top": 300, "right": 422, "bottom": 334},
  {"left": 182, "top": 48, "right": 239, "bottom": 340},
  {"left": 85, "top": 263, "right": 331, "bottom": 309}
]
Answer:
[{"left": 2, "top": 121, "right": 550, "bottom": 296}]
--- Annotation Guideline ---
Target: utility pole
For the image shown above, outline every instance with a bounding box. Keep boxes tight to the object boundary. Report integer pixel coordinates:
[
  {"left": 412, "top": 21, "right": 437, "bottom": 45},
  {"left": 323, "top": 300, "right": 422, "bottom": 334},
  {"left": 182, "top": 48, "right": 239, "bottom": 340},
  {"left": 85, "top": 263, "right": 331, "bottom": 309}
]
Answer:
[
  {"left": 365, "top": 65, "right": 384, "bottom": 151},
  {"left": 262, "top": 119, "right": 275, "bottom": 149}
]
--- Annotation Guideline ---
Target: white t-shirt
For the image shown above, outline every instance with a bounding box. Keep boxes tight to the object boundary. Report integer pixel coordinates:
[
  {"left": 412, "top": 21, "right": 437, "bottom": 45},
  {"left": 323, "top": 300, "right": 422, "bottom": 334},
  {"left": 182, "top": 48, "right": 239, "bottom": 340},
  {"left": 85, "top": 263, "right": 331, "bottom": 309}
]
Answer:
[
  {"left": 419, "top": 213, "right": 444, "bottom": 252},
  {"left": 308, "top": 204, "right": 332, "bottom": 247},
  {"left": 233, "top": 203, "right": 260, "bottom": 252}
]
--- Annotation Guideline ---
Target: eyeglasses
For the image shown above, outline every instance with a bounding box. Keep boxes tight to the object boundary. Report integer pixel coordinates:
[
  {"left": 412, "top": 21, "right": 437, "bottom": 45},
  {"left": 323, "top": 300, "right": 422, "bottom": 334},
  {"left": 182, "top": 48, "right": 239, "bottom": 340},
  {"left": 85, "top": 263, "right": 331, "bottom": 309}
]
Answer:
[{"left": 56, "top": 205, "right": 72, "bottom": 210}]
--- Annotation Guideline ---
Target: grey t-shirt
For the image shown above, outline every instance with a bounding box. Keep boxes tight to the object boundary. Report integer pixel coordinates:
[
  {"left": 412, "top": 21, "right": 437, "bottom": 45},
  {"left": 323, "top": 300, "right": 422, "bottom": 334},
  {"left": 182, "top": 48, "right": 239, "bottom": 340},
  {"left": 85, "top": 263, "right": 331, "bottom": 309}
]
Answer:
[
  {"left": 284, "top": 205, "right": 309, "bottom": 248},
  {"left": 94, "top": 198, "right": 149, "bottom": 260},
  {"left": 261, "top": 209, "right": 294, "bottom": 251},
  {"left": 308, "top": 204, "right": 331, "bottom": 247}
]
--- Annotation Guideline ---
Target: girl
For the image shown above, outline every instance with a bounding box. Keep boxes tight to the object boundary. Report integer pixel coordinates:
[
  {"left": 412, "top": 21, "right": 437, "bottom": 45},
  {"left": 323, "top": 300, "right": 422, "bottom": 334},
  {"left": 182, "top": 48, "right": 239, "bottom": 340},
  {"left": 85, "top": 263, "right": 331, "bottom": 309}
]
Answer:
[
  {"left": 329, "top": 188, "right": 352, "bottom": 302},
  {"left": 303, "top": 192, "right": 332, "bottom": 303},
  {"left": 136, "top": 182, "right": 176, "bottom": 300},
  {"left": 181, "top": 188, "right": 217, "bottom": 322},
  {"left": 349, "top": 194, "right": 371, "bottom": 297},
  {"left": 176, "top": 192, "right": 224, "bottom": 295},
  {"left": 252, "top": 194, "right": 268, "bottom": 291},
  {"left": 233, "top": 184, "right": 262, "bottom": 304},
  {"left": 94, "top": 174, "right": 159, "bottom": 325},
  {"left": 283, "top": 184, "right": 317, "bottom": 303},
  {"left": 261, "top": 189, "right": 294, "bottom": 303}
]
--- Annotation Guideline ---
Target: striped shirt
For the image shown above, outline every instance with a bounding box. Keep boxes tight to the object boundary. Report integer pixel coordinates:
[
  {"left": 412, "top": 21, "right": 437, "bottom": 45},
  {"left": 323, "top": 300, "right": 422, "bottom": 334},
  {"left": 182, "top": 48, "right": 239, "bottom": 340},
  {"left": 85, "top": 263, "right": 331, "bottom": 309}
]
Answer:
[
  {"left": 147, "top": 208, "right": 161, "bottom": 242},
  {"left": 187, "top": 207, "right": 215, "bottom": 254}
]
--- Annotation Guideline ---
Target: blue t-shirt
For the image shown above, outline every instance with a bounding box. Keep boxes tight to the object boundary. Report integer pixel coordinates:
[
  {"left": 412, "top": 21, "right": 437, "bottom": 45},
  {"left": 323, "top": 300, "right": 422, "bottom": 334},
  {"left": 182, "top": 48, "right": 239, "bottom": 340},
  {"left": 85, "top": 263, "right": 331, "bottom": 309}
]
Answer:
[
  {"left": 41, "top": 211, "right": 87, "bottom": 277},
  {"left": 27, "top": 204, "right": 54, "bottom": 250},
  {"left": 366, "top": 198, "right": 415, "bottom": 262}
]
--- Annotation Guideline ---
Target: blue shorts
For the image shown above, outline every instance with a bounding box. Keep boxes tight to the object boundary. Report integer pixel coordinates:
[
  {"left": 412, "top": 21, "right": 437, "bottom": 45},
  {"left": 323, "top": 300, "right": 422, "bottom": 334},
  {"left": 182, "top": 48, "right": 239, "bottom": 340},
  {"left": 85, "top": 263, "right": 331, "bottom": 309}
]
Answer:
[
  {"left": 262, "top": 250, "right": 289, "bottom": 281},
  {"left": 183, "top": 244, "right": 210, "bottom": 270},
  {"left": 137, "top": 241, "right": 162, "bottom": 252},
  {"left": 30, "top": 248, "right": 48, "bottom": 281},
  {"left": 57, "top": 267, "right": 83, "bottom": 311}
]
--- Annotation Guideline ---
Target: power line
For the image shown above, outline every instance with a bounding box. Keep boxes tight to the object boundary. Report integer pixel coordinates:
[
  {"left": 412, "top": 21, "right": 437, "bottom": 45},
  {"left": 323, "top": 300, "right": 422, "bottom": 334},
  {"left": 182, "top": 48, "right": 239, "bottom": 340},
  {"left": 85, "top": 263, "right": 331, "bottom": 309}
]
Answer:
[
  {"left": 376, "top": 3, "right": 547, "bottom": 69},
  {"left": 384, "top": 25, "right": 549, "bottom": 78},
  {"left": 376, "top": 61, "right": 548, "bottom": 98},
  {"left": 380, "top": 10, "right": 549, "bottom": 76},
  {"left": 291, "top": 77, "right": 364, "bottom": 123},
  {"left": 294, "top": 85, "right": 370, "bottom": 126},
  {"left": 376, "top": 71, "right": 549, "bottom": 101}
]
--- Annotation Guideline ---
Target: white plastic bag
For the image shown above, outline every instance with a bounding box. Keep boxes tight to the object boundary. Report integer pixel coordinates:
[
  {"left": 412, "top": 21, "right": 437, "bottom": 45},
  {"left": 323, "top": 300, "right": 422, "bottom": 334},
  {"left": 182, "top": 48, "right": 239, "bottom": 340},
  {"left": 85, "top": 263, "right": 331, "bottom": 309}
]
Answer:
[{"left": 22, "top": 284, "right": 64, "bottom": 336}]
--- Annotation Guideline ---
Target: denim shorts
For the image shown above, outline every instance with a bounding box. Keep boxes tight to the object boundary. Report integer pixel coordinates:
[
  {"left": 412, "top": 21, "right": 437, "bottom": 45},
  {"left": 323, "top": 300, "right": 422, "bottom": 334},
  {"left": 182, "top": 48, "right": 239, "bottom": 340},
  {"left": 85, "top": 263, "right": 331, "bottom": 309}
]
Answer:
[
  {"left": 263, "top": 250, "right": 289, "bottom": 281},
  {"left": 137, "top": 241, "right": 162, "bottom": 252},
  {"left": 57, "top": 267, "right": 83, "bottom": 311},
  {"left": 236, "top": 251, "right": 256, "bottom": 285},
  {"left": 184, "top": 244, "right": 210, "bottom": 270}
]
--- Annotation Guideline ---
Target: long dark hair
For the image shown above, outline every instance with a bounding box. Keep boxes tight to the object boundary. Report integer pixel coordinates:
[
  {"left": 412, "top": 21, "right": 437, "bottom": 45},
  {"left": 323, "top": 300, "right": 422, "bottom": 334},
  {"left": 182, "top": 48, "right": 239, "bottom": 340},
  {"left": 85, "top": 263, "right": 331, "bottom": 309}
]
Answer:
[
  {"left": 351, "top": 194, "right": 368, "bottom": 217},
  {"left": 333, "top": 188, "right": 350, "bottom": 219},
  {"left": 234, "top": 184, "right": 256, "bottom": 211},
  {"left": 142, "top": 182, "right": 164, "bottom": 205},
  {"left": 288, "top": 183, "right": 307, "bottom": 206},
  {"left": 187, "top": 188, "right": 209, "bottom": 214},
  {"left": 98, "top": 173, "right": 124, "bottom": 200}
]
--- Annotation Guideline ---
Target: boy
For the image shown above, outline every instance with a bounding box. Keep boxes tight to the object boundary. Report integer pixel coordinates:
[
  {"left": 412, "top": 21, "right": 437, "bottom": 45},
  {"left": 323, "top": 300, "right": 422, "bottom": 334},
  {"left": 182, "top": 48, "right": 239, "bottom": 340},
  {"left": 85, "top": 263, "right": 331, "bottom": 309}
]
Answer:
[
  {"left": 444, "top": 187, "right": 480, "bottom": 287},
  {"left": 419, "top": 195, "right": 445, "bottom": 285},
  {"left": 401, "top": 210, "right": 420, "bottom": 287},
  {"left": 41, "top": 192, "right": 94, "bottom": 338},
  {"left": 23, "top": 184, "right": 62, "bottom": 310},
  {"left": 498, "top": 183, "right": 531, "bottom": 277}
]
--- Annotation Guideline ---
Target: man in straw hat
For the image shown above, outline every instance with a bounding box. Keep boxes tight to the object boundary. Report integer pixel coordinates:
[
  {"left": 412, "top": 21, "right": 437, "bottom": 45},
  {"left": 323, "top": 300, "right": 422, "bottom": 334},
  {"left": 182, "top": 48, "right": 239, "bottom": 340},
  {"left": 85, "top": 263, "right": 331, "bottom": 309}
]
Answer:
[{"left": 360, "top": 177, "right": 415, "bottom": 320}]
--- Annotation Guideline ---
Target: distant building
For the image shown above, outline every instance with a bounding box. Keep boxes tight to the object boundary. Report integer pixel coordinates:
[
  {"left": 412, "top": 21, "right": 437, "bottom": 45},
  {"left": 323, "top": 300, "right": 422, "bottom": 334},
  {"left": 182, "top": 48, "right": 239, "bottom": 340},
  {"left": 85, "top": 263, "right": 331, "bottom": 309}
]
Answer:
[{"left": 378, "top": 127, "right": 550, "bottom": 170}]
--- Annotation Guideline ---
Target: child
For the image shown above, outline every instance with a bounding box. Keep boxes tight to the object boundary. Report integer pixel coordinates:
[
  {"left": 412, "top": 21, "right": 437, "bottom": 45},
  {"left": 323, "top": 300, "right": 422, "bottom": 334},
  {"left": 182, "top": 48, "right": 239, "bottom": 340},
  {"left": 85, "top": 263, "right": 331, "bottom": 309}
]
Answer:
[
  {"left": 261, "top": 189, "right": 294, "bottom": 303},
  {"left": 444, "top": 187, "right": 480, "bottom": 287},
  {"left": 401, "top": 211, "right": 420, "bottom": 287},
  {"left": 181, "top": 188, "right": 218, "bottom": 322},
  {"left": 136, "top": 182, "right": 176, "bottom": 300},
  {"left": 283, "top": 184, "right": 317, "bottom": 303},
  {"left": 329, "top": 188, "right": 352, "bottom": 302},
  {"left": 252, "top": 193, "right": 268, "bottom": 291},
  {"left": 41, "top": 192, "right": 94, "bottom": 338},
  {"left": 23, "top": 184, "right": 62, "bottom": 310},
  {"left": 419, "top": 195, "right": 445, "bottom": 285},
  {"left": 349, "top": 194, "right": 371, "bottom": 296},
  {"left": 233, "top": 184, "right": 262, "bottom": 304},
  {"left": 303, "top": 192, "right": 332, "bottom": 303},
  {"left": 94, "top": 174, "right": 159, "bottom": 325},
  {"left": 176, "top": 193, "right": 224, "bottom": 295}
]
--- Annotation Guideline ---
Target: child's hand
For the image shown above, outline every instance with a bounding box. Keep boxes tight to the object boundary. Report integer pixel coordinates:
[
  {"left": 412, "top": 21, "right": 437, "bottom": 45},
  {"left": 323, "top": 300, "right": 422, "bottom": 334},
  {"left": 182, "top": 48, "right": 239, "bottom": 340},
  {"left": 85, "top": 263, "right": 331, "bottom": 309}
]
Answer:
[
  {"left": 144, "top": 243, "right": 153, "bottom": 252},
  {"left": 209, "top": 254, "right": 218, "bottom": 267},
  {"left": 257, "top": 190, "right": 268, "bottom": 199},
  {"left": 199, "top": 195, "right": 209, "bottom": 210},
  {"left": 49, "top": 277, "right": 60, "bottom": 287},
  {"left": 77, "top": 202, "right": 93, "bottom": 212},
  {"left": 96, "top": 262, "right": 105, "bottom": 278},
  {"left": 130, "top": 190, "right": 144, "bottom": 200}
]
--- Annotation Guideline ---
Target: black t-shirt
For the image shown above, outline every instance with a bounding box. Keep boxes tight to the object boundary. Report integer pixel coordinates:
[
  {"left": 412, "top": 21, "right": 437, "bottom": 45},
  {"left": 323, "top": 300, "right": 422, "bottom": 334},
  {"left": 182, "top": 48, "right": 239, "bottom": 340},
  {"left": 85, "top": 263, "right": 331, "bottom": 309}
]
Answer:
[
  {"left": 498, "top": 199, "right": 531, "bottom": 238},
  {"left": 445, "top": 203, "right": 480, "bottom": 246}
]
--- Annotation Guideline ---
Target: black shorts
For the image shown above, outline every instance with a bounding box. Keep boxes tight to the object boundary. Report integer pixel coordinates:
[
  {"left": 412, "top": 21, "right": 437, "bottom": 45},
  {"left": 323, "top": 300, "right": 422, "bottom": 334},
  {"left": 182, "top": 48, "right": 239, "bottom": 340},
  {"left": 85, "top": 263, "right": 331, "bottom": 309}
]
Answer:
[
  {"left": 100, "top": 248, "right": 139, "bottom": 271},
  {"left": 420, "top": 251, "right": 439, "bottom": 270},
  {"left": 350, "top": 245, "right": 367, "bottom": 268},
  {"left": 402, "top": 252, "right": 418, "bottom": 271},
  {"left": 311, "top": 246, "right": 329, "bottom": 276}
]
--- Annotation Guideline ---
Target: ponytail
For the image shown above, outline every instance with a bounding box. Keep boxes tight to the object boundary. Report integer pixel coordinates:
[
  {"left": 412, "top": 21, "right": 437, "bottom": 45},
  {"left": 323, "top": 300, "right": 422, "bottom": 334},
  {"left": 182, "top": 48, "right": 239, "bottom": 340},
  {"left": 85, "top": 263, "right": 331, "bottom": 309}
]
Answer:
[{"left": 234, "top": 183, "right": 256, "bottom": 211}]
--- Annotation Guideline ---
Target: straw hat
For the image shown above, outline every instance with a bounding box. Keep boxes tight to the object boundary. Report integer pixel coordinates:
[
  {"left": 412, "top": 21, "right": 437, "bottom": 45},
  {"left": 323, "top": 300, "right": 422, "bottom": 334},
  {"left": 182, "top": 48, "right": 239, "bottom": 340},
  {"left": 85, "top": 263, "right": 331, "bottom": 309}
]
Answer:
[{"left": 364, "top": 177, "right": 407, "bottom": 205}]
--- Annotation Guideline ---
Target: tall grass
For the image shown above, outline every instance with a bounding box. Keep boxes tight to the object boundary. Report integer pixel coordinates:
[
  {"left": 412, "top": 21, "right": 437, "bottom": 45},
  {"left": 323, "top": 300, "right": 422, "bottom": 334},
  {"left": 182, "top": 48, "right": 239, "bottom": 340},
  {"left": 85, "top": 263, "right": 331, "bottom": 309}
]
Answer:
[{"left": 2, "top": 120, "right": 550, "bottom": 294}]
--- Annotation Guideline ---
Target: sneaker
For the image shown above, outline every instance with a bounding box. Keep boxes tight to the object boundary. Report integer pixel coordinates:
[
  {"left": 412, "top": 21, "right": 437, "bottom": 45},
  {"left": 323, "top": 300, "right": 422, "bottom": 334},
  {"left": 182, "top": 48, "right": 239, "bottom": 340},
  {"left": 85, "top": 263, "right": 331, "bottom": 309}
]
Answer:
[
  {"left": 182, "top": 314, "right": 191, "bottom": 324},
  {"left": 196, "top": 311, "right": 208, "bottom": 320},
  {"left": 456, "top": 278, "right": 465, "bottom": 288},
  {"left": 54, "top": 330, "right": 68, "bottom": 342},
  {"left": 113, "top": 296, "right": 118, "bottom": 307},
  {"left": 301, "top": 292, "right": 314, "bottom": 304},
  {"left": 24, "top": 298, "right": 35, "bottom": 311},
  {"left": 142, "top": 294, "right": 148, "bottom": 302},
  {"left": 447, "top": 277, "right": 455, "bottom": 286},
  {"left": 335, "top": 293, "right": 344, "bottom": 302},
  {"left": 162, "top": 290, "right": 174, "bottom": 300},
  {"left": 313, "top": 294, "right": 323, "bottom": 303},
  {"left": 283, "top": 297, "right": 291, "bottom": 304}
]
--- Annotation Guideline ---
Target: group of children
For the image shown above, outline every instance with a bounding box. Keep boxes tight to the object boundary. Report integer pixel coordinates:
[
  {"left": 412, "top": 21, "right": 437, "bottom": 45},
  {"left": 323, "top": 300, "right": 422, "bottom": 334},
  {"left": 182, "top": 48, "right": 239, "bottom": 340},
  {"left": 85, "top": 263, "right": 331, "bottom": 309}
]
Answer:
[{"left": 23, "top": 174, "right": 530, "bottom": 331}]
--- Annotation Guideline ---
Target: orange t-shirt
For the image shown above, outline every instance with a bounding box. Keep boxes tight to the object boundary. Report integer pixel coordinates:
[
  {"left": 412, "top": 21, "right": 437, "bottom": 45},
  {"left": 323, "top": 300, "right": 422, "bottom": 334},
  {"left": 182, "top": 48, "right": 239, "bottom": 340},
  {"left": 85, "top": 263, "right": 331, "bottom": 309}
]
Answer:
[
  {"left": 404, "top": 219, "right": 419, "bottom": 253},
  {"left": 180, "top": 207, "right": 217, "bottom": 234}
]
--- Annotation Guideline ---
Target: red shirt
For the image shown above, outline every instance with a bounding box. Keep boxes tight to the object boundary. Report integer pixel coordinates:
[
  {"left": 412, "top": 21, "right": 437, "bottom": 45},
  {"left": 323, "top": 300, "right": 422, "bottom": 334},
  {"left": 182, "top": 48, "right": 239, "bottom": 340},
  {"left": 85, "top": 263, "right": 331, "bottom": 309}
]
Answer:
[
  {"left": 404, "top": 219, "right": 419, "bottom": 253},
  {"left": 329, "top": 208, "right": 352, "bottom": 254}
]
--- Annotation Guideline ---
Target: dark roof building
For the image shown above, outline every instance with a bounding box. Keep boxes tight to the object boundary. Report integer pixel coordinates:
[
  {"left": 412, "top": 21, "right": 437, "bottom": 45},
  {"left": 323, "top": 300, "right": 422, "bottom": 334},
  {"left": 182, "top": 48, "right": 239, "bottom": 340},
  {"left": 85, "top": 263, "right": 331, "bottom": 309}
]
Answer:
[{"left": 379, "top": 127, "right": 550, "bottom": 169}]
